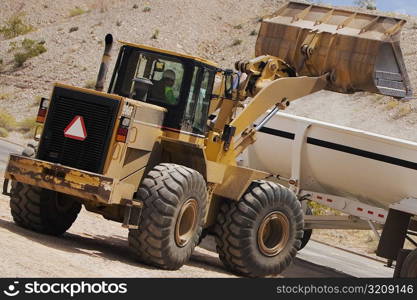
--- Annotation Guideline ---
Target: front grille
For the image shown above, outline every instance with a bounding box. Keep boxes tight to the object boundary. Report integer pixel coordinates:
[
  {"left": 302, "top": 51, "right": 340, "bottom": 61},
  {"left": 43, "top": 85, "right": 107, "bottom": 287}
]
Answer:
[{"left": 37, "top": 86, "right": 120, "bottom": 174}]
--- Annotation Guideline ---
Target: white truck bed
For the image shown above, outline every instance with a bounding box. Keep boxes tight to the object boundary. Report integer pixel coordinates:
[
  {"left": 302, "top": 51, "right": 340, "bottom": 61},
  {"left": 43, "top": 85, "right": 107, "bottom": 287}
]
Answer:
[{"left": 244, "top": 112, "right": 417, "bottom": 225}]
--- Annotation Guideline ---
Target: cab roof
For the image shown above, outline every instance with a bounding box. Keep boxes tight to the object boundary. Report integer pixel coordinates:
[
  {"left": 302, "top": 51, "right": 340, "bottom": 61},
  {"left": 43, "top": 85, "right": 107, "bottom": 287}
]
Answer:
[{"left": 118, "top": 40, "right": 219, "bottom": 68}]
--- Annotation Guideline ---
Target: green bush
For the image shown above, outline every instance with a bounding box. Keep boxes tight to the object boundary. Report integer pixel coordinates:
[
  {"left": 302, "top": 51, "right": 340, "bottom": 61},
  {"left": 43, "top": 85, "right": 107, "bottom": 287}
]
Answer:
[
  {"left": 0, "top": 110, "right": 16, "bottom": 130},
  {"left": 69, "top": 26, "right": 79, "bottom": 33},
  {"left": 0, "top": 93, "right": 11, "bottom": 100},
  {"left": 0, "top": 127, "right": 9, "bottom": 138},
  {"left": 32, "top": 96, "right": 42, "bottom": 107},
  {"left": 309, "top": 201, "right": 342, "bottom": 216},
  {"left": 17, "top": 117, "right": 37, "bottom": 133},
  {"left": 69, "top": 7, "right": 87, "bottom": 17},
  {"left": 9, "top": 39, "right": 47, "bottom": 67},
  {"left": 151, "top": 29, "right": 159, "bottom": 39},
  {"left": 24, "top": 126, "right": 41, "bottom": 139},
  {"left": 0, "top": 13, "right": 34, "bottom": 39},
  {"left": 143, "top": 6, "right": 151, "bottom": 12},
  {"left": 354, "top": 0, "right": 376, "bottom": 10}
]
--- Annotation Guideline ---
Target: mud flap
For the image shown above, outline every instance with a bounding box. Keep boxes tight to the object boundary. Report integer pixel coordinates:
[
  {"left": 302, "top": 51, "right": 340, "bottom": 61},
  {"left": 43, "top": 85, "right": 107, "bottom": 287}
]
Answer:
[
  {"left": 393, "top": 249, "right": 412, "bottom": 278},
  {"left": 122, "top": 199, "right": 143, "bottom": 229},
  {"left": 376, "top": 209, "right": 411, "bottom": 260}
]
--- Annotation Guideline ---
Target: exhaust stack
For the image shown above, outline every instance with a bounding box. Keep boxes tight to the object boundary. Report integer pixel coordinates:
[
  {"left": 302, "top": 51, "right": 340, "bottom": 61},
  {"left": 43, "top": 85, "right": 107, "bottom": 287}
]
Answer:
[{"left": 95, "top": 34, "right": 113, "bottom": 92}]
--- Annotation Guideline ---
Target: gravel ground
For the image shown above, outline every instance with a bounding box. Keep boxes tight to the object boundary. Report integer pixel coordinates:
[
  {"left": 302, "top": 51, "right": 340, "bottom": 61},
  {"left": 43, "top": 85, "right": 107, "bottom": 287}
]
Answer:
[{"left": 0, "top": 191, "right": 235, "bottom": 278}]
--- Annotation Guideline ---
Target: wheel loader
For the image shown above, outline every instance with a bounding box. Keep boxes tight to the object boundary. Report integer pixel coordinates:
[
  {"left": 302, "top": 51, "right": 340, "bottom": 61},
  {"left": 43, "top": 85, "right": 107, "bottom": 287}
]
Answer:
[{"left": 3, "top": 1, "right": 413, "bottom": 277}]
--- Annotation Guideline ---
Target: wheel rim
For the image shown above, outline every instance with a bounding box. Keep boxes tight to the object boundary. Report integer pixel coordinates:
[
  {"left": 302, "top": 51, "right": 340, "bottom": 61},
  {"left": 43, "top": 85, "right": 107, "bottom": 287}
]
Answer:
[
  {"left": 175, "top": 198, "right": 198, "bottom": 247},
  {"left": 257, "top": 211, "right": 290, "bottom": 257}
]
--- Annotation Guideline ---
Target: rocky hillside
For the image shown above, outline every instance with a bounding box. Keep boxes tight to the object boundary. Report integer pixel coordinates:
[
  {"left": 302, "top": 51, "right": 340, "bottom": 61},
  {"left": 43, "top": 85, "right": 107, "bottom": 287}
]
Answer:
[{"left": 1, "top": 0, "right": 417, "bottom": 141}]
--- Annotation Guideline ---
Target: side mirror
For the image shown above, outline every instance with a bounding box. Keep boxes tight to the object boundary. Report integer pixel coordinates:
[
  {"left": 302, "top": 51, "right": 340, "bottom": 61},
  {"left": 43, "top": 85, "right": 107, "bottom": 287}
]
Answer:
[{"left": 154, "top": 61, "right": 165, "bottom": 72}]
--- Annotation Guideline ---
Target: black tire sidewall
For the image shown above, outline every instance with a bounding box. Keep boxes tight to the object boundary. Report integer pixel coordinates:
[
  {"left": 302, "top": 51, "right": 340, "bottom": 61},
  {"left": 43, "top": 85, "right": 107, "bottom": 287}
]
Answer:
[{"left": 401, "top": 250, "right": 417, "bottom": 278}]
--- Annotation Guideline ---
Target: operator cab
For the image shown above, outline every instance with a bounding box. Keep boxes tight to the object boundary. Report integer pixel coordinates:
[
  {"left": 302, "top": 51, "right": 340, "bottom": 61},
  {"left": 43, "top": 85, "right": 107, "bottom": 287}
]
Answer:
[{"left": 109, "top": 42, "right": 219, "bottom": 137}]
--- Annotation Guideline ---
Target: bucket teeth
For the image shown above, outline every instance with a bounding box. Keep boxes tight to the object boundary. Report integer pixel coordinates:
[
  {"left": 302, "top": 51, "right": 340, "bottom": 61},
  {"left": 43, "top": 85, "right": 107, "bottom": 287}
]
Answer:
[{"left": 256, "top": 1, "right": 412, "bottom": 98}]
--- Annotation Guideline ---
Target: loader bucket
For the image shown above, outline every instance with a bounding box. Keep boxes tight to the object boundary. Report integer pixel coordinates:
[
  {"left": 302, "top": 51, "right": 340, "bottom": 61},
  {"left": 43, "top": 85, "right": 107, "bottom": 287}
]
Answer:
[{"left": 256, "top": 1, "right": 412, "bottom": 98}]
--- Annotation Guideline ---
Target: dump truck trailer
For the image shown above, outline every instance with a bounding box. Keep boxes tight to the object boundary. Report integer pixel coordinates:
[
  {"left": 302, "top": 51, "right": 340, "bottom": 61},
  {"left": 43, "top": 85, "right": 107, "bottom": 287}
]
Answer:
[
  {"left": 3, "top": 1, "right": 416, "bottom": 277},
  {"left": 243, "top": 112, "right": 417, "bottom": 277}
]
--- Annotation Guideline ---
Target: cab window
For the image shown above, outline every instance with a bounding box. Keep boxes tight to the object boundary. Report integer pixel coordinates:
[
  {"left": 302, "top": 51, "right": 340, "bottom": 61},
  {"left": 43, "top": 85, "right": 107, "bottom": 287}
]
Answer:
[
  {"left": 137, "top": 57, "right": 184, "bottom": 105},
  {"left": 182, "top": 67, "right": 213, "bottom": 134},
  {"left": 110, "top": 48, "right": 185, "bottom": 106},
  {"left": 109, "top": 46, "right": 215, "bottom": 136}
]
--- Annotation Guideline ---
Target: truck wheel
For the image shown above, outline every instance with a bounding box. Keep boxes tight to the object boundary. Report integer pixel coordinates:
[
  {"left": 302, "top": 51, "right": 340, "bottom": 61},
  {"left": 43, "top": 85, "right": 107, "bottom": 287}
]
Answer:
[
  {"left": 299, "top": 206, "right": 313, "bottom": 250},
  {"left": 400, "top": 249, "right": 417, "bottom": 278},
  {"left": 128, "top": 163, "right": 207, "bottom": 270},
  {"left": 215, "top": 181, "right": 303, "bottom": 277},
  {"left": 10, "top": 182, "right": 81, "bottom": 235}
]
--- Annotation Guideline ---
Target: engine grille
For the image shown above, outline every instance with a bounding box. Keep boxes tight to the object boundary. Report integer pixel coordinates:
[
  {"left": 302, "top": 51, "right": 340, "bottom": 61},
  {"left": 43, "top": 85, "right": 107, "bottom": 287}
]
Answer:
[{"left": 37, "top": 86, "right": 120, "bottom": 174}]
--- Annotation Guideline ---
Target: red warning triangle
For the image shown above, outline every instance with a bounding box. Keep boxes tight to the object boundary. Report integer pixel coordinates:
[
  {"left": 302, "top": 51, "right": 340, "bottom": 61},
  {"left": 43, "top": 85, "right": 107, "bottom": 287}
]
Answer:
[{"left": 64, "top": 115, "right": 87, "bottom": 141}]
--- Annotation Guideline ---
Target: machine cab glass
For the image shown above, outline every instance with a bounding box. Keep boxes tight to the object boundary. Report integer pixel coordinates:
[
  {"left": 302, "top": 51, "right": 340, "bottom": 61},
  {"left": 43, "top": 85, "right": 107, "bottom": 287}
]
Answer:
[{"left": 109, "top": 44, "right": 217, "bottom": 136}]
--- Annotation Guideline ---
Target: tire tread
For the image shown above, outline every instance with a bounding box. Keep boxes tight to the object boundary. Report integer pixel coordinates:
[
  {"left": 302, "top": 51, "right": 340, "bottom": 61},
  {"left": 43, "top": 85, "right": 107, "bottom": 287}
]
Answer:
[{"left": 215, "top": 181, "right": 304, "bottom": 277}]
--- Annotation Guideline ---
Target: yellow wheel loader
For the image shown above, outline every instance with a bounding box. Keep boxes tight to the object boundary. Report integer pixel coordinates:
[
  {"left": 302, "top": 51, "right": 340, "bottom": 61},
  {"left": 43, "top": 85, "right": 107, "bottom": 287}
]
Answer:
[{"left": 3, "top": 2, "right": 412, "bottom": 277}]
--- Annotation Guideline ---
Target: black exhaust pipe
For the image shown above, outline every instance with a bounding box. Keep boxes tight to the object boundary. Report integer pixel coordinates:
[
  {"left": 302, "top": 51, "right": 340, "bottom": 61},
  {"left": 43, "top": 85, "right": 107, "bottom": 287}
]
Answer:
[{"left": 95, "top": 34, "right": 113, "bottom": 92}]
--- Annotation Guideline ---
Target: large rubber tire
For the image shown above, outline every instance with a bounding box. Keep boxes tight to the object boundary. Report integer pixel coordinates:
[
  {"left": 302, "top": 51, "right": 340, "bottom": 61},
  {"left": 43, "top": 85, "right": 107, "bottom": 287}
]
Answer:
[
  {"left": 10, "top": 182, "right": 81, "bottom": 235},
  {"left": 128, "top": 163, "right": 207, "bottom": 270},
  {"left": 299, "top": 206, "right": 313, "bottom": 250},
  {"left": 215, "top": 181, "right": 304, "bottom": 277},
  {"left": 400, "top": 249, "right": 417, "bottom": 278}
]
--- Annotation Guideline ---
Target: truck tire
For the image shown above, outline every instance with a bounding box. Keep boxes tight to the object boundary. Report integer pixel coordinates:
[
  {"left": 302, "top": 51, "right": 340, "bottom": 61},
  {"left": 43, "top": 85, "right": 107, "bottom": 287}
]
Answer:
[
  {"left": 299, "top": 206, "right": 313, "bottom": 250},
  {"left": 128, "top": 163, "right": 207, "bottom": 270},
  {"left": 10, "top": 182, "right": 81, "bottom": 235},
  {"left": 215, "top": 181, "right": 303, "bottom": 277},
  {"left": 400, "top": 249, "right": 417, "bottom": 278}
]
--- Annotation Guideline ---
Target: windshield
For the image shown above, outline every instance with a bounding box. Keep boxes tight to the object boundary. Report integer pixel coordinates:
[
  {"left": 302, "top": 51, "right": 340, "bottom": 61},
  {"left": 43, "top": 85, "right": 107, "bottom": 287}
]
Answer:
[
  {"left": 110, "top": 47, "right": 186, "bottom": 106},
  {"left": 109, "top": 45, "right": 215, "bottom": 136}
]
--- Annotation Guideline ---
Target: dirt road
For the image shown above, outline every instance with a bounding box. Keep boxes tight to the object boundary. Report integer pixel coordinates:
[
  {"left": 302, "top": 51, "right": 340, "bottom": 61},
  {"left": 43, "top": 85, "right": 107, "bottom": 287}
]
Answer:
[{"left": 0, "top": 192, "right": 353, "bottom": 278}]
